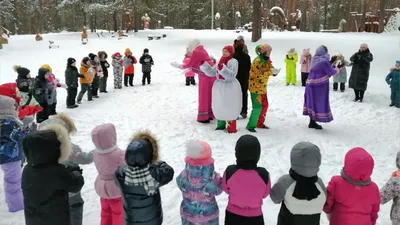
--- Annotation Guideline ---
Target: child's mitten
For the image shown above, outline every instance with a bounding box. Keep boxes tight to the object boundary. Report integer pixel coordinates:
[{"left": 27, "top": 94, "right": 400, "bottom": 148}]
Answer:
[{"left": 271, "top": 68, "right": 281, "bottom": 76}]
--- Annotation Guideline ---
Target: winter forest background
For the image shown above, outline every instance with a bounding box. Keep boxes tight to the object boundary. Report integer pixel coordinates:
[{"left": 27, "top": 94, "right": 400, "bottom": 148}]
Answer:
[{"left": 0, "top": 0, "right": 399, "bottom": 36}]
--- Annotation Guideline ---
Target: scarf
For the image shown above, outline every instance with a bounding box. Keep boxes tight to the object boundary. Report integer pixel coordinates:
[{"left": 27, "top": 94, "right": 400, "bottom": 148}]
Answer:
[
  {"left": 289, "top": 168, "right": 321, "bottom": 201},
  {"left": 340, "top": 168, "right": 371, "bottom": 186},
  {"left": 218, "top": 45, "right": 234, "bottom": 70},
  {"left": 124, "top": 165, "right": 160, "bottom": 195}
]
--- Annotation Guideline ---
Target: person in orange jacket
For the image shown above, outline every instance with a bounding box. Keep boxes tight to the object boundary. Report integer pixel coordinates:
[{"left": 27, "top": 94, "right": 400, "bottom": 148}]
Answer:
[
  {"left": 123, "top": 48, "right": 137, "bottom": 87},
  {"left": 77, "top": 57, "right": 95, "bottom": 104}
]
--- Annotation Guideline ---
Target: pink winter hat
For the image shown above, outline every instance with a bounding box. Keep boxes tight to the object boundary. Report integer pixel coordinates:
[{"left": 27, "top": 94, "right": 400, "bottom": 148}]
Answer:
[
  {"left": 185, "top": 140, "right": 212, "bottom": 160},
  {"left": 343, "top": 147, "right": 374, "bottom": 182}
]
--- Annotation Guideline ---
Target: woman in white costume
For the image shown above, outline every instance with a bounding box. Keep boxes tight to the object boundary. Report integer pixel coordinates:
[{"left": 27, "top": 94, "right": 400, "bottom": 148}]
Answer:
[{"left": 200, "top": 45, "right": 242, "bottom": 133}]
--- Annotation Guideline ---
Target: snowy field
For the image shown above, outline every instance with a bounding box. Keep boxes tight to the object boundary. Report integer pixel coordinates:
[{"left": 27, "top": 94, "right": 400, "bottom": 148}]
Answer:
[{"left": 0, "top": 29, "right": 399, "bottom": 225}]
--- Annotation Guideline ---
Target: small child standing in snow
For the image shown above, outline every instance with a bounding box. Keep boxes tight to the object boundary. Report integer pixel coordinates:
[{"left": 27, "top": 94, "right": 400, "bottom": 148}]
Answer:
[
  {"left": 300, "top": 48, "right": 312, "bottom": 86},
  {"left": 323, "top": 147, "right": 380, "bottom": 225},
  {"left": 385, "top": 60, "right": 400, "bottom": 108},
  {"left": 98, "top": 51, "right": 110, "bottom": 93},
  {"left": 115, "top": 131, "right": 174, "bottom": 225},
  {"left": 285, "top": 48, "right": 298, "bottom": 86},
  {"left": 183, "top": 50, "right": 196, "bottom": 86},
  {"left": 0, "top": 96, "right": 29, "bottom": 213},
  {"left": 176, "top": 140, "right": 222, "bottom": 224},
  {"left": 41, "top": 64, "right": 65, "bottom": 115},
  {"left": 77, "top": 57, "right": 95, "bottom": 104},
  {"left": 123, "top": 48, "right": 137, "bottom": 87},
  {"left": 92, "top": 123, "right": 125, "bottom": 225},
  {"left": 39, "top": 114, "right": 93, "bottom": 225},
  {"left": 222, "top": 134, "right": 271, "bottom": 225},
  {"left": 139, "top": 48, "right": 154, "bottom": 85},
  {"left": 112, "top": 52, "right": 124, "bottom": 89},
  {"left": 270, "top": 142, "right": 326, "bottom": 225},
  {"left": 14, "top": 65, "right": 39, "bottom": 106},
  {"left": 331, "top": 53, "right": 352, "bottom": 92},
  {"left": 380, "top": 151, "right": 400, "bottom": 225}
]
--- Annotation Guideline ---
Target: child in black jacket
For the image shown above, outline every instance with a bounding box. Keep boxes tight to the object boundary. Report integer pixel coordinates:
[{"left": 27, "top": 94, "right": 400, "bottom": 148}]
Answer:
[
  {"left": 33, "top": 68, "right": 53, "bottom": 123},
  {"left": 139, "top": 48, "right": 154, "bottom": 85},
  {"left": 22, "top": 123, "right": 84, "bottom": 225},
  {"left": 65, "top": 58, "right": 84, "bottom": 109}
]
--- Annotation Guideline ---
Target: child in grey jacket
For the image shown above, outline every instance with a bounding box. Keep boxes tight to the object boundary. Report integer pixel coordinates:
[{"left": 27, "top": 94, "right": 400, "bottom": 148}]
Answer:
[
  {"left": 270, "top": 142, "right": 327, "bottom": 225},
  {"left": 39, "top": 114, "right": 93, "bottom": 225},
  {"left": 380, "top": 151, "right": 400, "bottom": 225}
]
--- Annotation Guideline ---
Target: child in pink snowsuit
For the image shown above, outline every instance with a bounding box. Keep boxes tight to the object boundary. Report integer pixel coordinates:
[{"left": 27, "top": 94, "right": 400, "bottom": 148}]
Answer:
[
  {"left": 172, "top": 39, "right": 216, "bottom": 123},
  {"left": 323, "top": 147, "right": 380, "bottom": 225},
  {"left": 92, "top": 123, "right": 125, "bottom": 225},
  {"left": 183, "top": 53, "right": 196, "bottom": 86},
  {"left": 300, "top": 48, "right": 312, "bottom": 87}
]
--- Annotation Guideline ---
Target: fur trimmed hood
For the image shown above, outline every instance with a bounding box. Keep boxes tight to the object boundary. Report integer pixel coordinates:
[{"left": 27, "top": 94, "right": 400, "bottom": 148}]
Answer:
[
  {"left": 24, "top": 124, "right": 72, "bottom": 166},
  {"left": 39, "top": 114, "right": 77, "bottom": 134},
  {"left": 125, "top": 130, "right": 159, "bottom": 167}
]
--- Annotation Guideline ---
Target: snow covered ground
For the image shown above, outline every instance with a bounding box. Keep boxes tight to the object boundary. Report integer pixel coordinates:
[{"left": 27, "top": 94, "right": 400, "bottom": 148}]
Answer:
[{"left": 0, "top": 29, "right": 399, "bottom": 225}]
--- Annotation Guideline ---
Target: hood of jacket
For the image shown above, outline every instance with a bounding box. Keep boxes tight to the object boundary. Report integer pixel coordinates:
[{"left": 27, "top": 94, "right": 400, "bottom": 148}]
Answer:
[
  {"left": 235, "top": 134, "right": 261, "bottom": 169},
  {"left": 98, "top": 51, "right": 108, "bottom": 60},
  {"left": 343, "top": 147, "right": 374, "bottom": 182},
  {"left": 24, "top": 124, "right": 71, "bottom": 167},
  {"left": 91, "top": 123, "right": 118, "bottom": 153},
  {"left": 290, "top": 142, "right": 321, "bottom": 177},
  {"left": 125, "top": 130, "right": 159, "bottom": 167},
  {"left": 39, "top": 114, "right": 77, "bottom": 134}
]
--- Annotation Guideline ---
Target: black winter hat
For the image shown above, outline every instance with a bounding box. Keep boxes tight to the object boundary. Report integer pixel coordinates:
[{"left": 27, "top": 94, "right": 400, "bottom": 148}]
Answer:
[
  {"left": 88, "top": 53, "right": 97, "bottom": 61},
  {"left": 82, "top": 57, "right": 90, "bottom": 64},
  {"left": 13, "top": 66, "right": 30, "bottom": 78},
  {"left": 143, "top": 48, "right": 149, "bottom": 53},
  {"left": 67, "top": 58, "right": 76, "bottom": 66},
  {"left": 235, "top": 134, "right": 261, "bottom": 169},
  {"left": 23, "top": 130, "right": 61, "bottom": 166}
]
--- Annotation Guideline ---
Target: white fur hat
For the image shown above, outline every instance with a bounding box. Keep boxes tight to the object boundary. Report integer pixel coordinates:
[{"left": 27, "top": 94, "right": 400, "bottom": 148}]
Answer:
[{"left": 187, "top": 39, "right": 200, "bottom": 53}]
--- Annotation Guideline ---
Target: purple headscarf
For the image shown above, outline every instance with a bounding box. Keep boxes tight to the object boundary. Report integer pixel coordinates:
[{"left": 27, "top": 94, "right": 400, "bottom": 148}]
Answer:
[{"left": 311, "top": 45, "right": 330, "bottom": 67}]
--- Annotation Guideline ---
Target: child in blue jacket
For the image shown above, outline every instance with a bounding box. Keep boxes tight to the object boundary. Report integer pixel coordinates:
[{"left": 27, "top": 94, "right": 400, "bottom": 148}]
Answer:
[
  {"left": 386, "top": 60, "right": 400, "bottom": 108},
  {"left": 0, "top": 95, "right": 32, "bottom": 212}
]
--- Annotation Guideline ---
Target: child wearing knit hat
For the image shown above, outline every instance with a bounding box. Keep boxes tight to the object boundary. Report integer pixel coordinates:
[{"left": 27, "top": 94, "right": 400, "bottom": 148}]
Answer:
[
  {"left": 385, "top": 60, "right": 400, "bottom": 108},
  {"left": 176, "top": 140, "right": 222, "bottom": 225},
  {"left": 0, "top": 95, "right": 31, "bottom": 212},
  {"left": 123, "top": 48, "right": 137, "bottom": 87}
]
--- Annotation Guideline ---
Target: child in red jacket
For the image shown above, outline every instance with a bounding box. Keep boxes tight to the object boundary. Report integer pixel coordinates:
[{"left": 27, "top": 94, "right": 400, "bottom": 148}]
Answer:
[
  {"left": 123, "top": 48, "right": 137, "bottom": 87},
  {"left": 323, "top": 147, "right": 380, "bottom": 225}
]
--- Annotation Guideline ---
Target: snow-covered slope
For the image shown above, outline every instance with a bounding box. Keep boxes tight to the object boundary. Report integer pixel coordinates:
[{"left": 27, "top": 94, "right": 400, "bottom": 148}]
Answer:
[{"left": 0, "top": 30, "right": 398, "bottom": 225}]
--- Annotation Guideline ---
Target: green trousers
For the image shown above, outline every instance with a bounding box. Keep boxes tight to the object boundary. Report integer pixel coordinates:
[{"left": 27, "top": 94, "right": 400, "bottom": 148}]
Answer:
[{"left": 246, "top": 93, "right": 269, "bottom": 129}]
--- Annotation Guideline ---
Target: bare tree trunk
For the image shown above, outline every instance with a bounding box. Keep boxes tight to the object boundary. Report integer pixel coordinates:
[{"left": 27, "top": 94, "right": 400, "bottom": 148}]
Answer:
[
  {"left": 378, "top": 0, "right": 386, "bottom": 33},
  {"left": 252, "top": 0, "right": 262, "bottom": 42},
  {"left": 113, "top": 11, "right": 118, "bottom": 32},
  {"left": 359, "top": 0, "right": 367, "bottom": 32}
]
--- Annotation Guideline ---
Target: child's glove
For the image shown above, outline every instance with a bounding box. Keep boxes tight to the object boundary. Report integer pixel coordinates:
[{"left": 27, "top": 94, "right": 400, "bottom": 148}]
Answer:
[
  {"left": 170, "top": 61, "right": 183, "bottom": 69},
  {"left": 271, "top": 68, "right": 281, "bottom": 76},
  {"left": 286, "top": 55, "right": 289, "bottom": 59},
  {"left": 104, "top": 62, "right": 110, "bottom": 68}
]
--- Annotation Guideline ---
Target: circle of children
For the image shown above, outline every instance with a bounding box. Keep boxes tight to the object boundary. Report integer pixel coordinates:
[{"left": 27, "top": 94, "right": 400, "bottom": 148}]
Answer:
[
  {"left": 170, "top": 38, "right": 400, "bottom": 133},
  {"left": 0, "top": 37, "right": 399, "bottom": 225},
  {"left": 5, "top": 48, "right": 154, "bottom": 123},
  {"left": 0, "top": 105, "right": 399, "bottom": 225}
]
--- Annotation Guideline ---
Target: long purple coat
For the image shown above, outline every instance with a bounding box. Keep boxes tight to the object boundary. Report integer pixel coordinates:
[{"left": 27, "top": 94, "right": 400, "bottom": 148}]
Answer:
[{"left": 303, "top": 46, "right": 337, "bottom": 123}]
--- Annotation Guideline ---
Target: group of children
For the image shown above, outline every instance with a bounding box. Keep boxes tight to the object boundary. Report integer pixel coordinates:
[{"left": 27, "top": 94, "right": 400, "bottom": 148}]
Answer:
[
  {"left": 0, "top": 100, "right": 399, "bottom": 225},
  {"left": 10, "top": 48, "right": 155, "bottom": 122},
  {"left": 287, "top": 48, "right": 399, "bottom": 107}
]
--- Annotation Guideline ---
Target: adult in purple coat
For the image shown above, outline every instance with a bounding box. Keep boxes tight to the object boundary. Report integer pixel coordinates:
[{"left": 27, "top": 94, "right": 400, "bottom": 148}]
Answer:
[{"left": 303, "top": 45, "right": 339, "bottom": 130}]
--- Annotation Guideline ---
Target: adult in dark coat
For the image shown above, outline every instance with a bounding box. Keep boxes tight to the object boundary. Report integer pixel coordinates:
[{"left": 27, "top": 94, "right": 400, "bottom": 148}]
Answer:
[
  {"left": 115, "top": 131, "right": 174, "bottom": 225},
  {"left": 65, "top": 58, "right": 83, "bottom": 109},
  {"left": 33, "top": 68, "right": 53, "bottom": 123},
  {"left": 234, "top": 39, "right": 252, "bottom": 118},
  {"left": 348, "top": 43, "right": 373, "bottom": 102},
  {"left": 22, "top": 123, "right": 84, "bottom": 225}
]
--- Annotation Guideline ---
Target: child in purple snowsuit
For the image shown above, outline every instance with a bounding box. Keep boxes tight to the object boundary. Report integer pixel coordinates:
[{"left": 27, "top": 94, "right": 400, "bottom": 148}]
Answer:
[{"left": 0, "top": 95, "right": 28, "bottom": 212}]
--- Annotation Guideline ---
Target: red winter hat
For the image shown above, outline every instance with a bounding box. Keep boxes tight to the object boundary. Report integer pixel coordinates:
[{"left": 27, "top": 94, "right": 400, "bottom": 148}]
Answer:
[
  {"left": 0, "top": 82, "right": 43, "bottom": 119},
  {"left": 113, "top": 52, "right": 122, "bottom": 58},
  {"left": 0, "top": 83, "right": 21, "bottom": 105}
]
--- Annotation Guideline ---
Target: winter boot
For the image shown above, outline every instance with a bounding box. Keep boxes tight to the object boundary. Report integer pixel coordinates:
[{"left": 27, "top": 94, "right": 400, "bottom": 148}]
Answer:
[{"left": 308, "top": 119, "right": 322, "bottom": 130}]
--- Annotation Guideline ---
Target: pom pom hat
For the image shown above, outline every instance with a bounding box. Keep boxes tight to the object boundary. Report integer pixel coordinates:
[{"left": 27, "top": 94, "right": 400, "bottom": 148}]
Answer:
[{"left": 186, "top": 140, "right": 212, "bottom": 160}]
